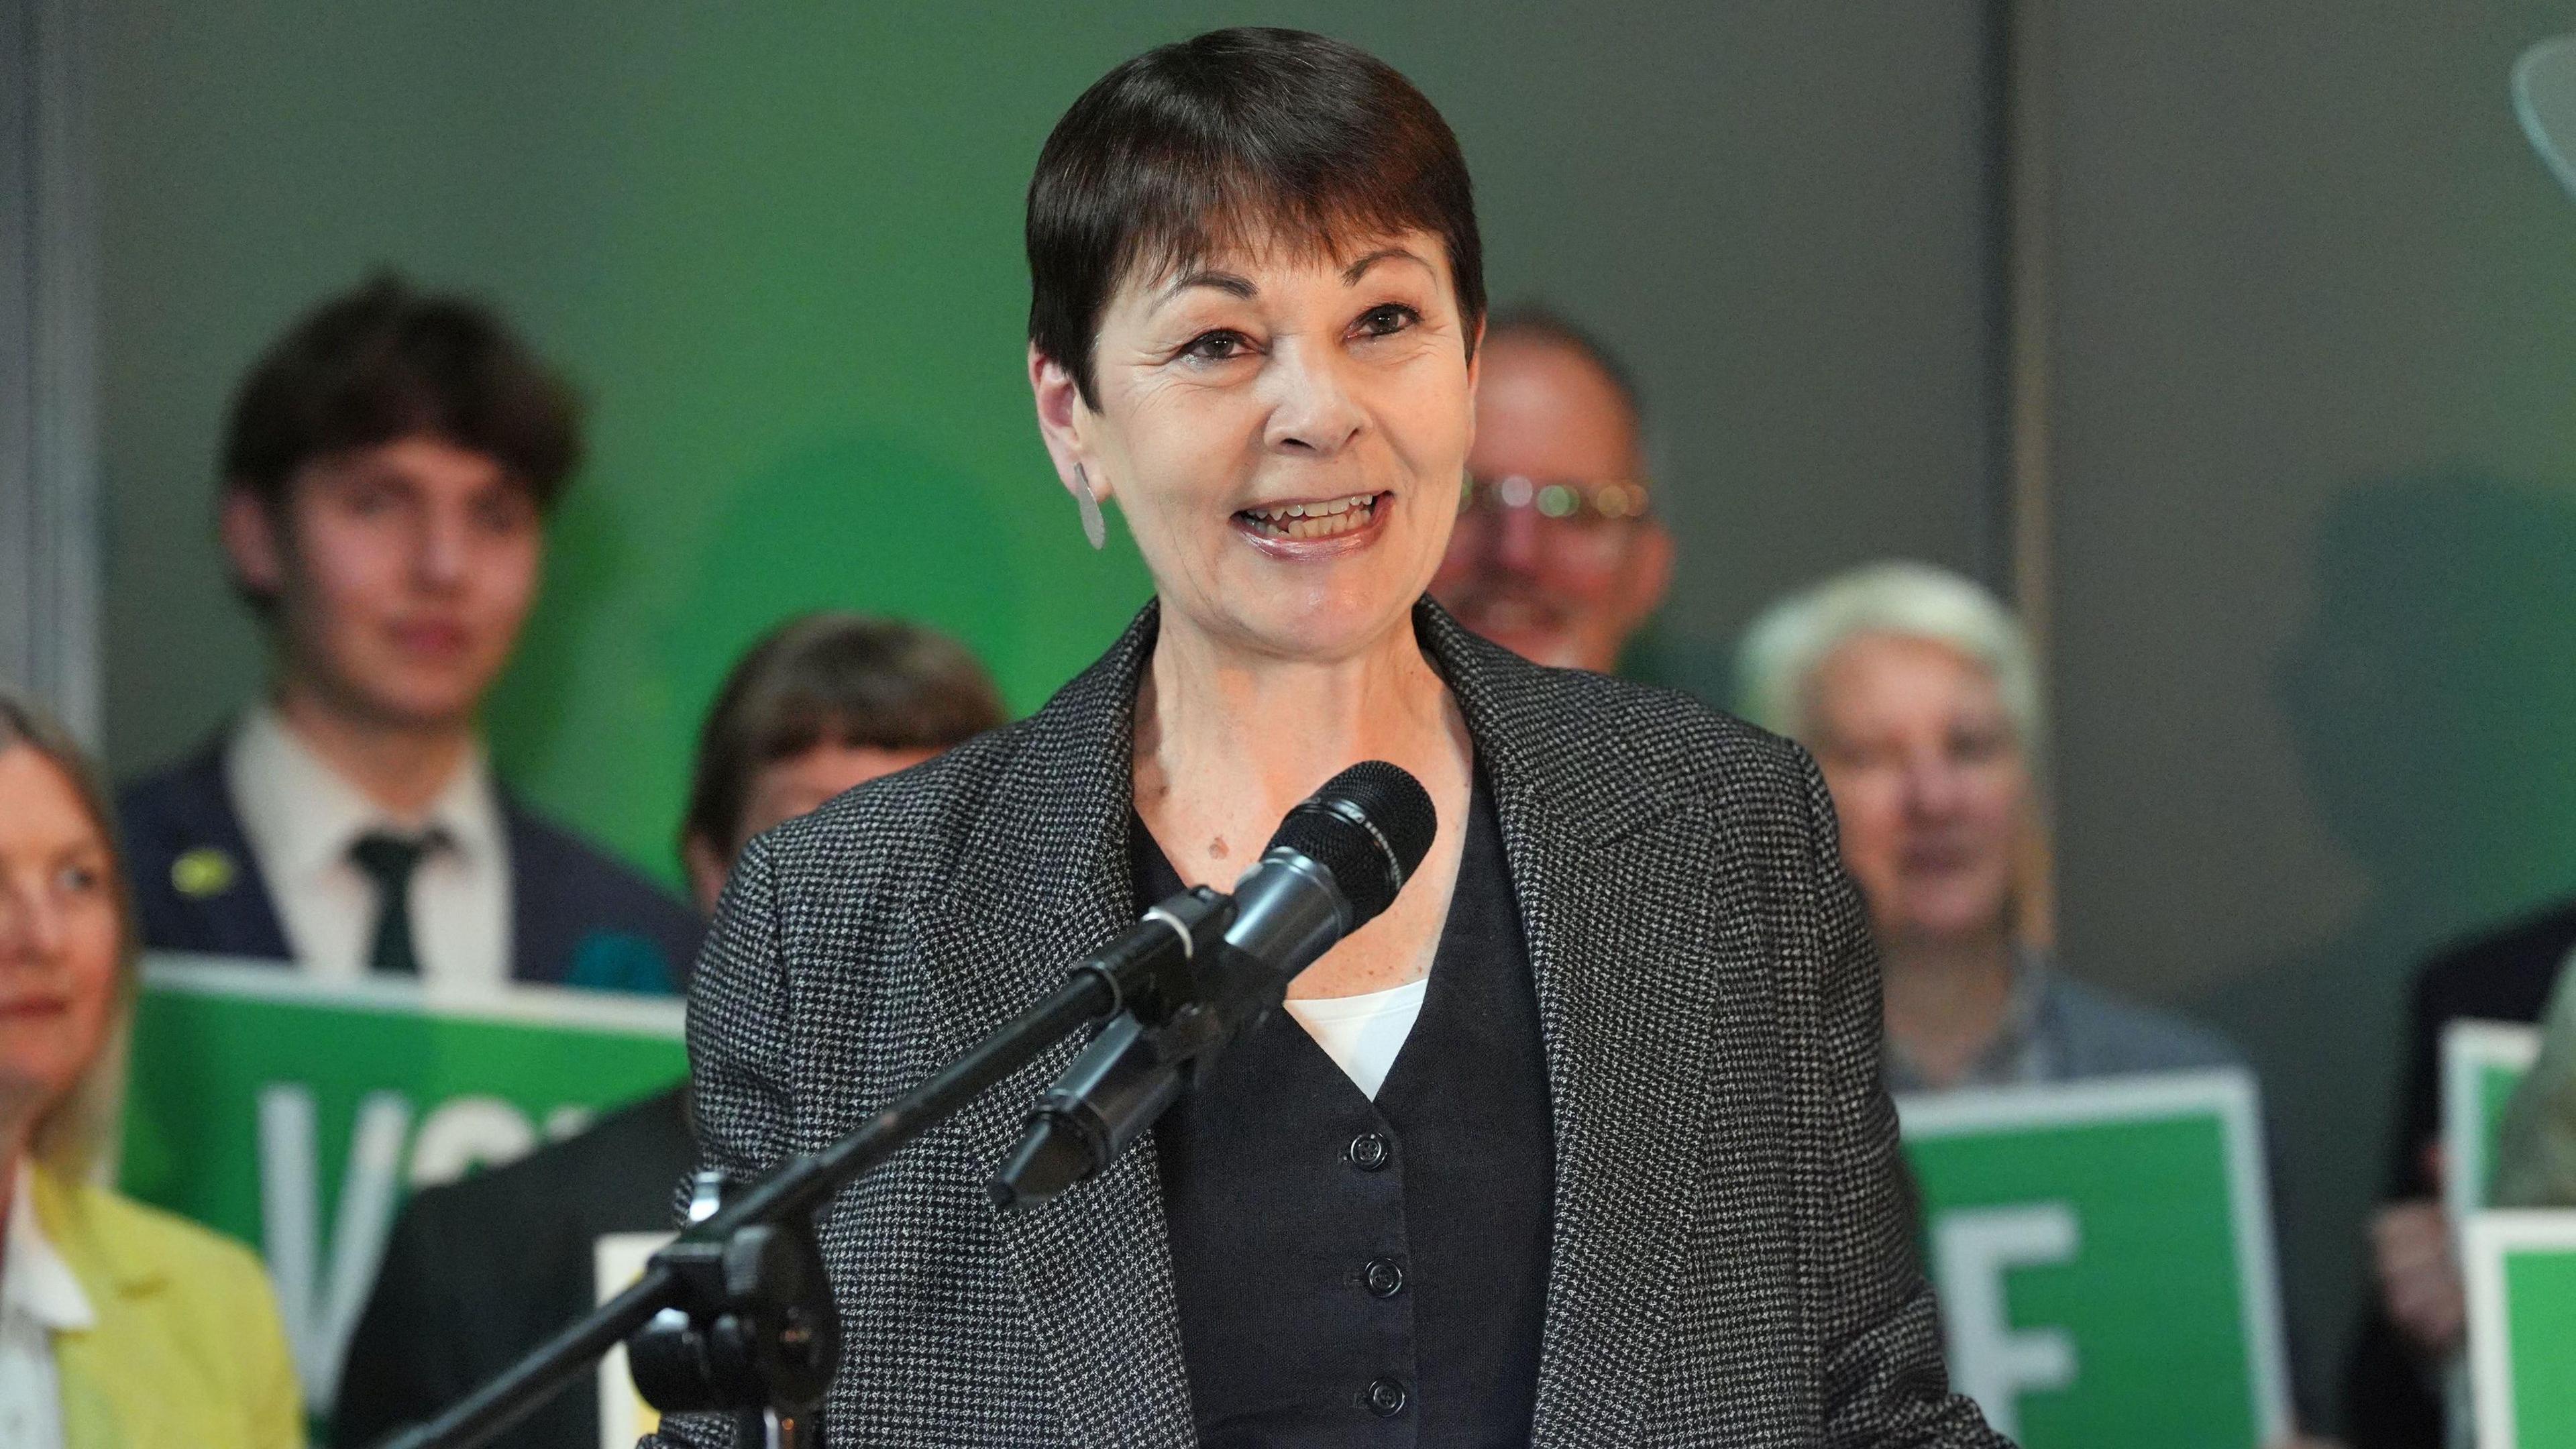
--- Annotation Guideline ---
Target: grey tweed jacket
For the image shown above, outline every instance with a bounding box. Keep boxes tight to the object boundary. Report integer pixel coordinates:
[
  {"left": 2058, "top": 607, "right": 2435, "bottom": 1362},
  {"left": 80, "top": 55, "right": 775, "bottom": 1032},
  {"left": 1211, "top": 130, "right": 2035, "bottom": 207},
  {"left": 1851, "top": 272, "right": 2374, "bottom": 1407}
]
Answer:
[{"left": 655, "top": 599, "right": 2005, "bottom": 1448}]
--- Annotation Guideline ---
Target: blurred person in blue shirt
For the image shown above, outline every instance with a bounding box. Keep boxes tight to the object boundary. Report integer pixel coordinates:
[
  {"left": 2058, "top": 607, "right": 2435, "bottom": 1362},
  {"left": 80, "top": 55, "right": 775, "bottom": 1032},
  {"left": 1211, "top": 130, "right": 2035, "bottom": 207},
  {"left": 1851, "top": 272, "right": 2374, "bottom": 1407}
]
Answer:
[{"left": 1739, "top": 561, "right": 2240, "bottom": 1089}]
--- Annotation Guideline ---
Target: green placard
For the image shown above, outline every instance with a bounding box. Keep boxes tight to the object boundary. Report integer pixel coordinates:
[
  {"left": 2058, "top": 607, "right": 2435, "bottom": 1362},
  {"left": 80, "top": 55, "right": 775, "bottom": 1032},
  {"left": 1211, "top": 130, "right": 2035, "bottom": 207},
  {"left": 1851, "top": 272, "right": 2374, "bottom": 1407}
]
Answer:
[
  {"left": 2467, "top": 1211, "right": 2576, "bottom": 1448},
  {"left": 117, "top": 955, "right": 688, "bottom": 1421},
  {"left": 1897, "top": 1070, "right": 2290, "bottom": 1448},
  {"left": 2446, "top": 1020, "right": 2544, "bottom": 1221}
]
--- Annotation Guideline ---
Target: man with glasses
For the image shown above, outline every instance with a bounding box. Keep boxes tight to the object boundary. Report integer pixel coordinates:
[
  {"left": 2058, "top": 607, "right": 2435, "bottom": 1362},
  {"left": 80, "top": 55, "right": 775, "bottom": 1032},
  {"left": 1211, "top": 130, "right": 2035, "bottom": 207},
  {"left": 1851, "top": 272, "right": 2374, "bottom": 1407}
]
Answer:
[{"left": 1432, "top": 309, "right": 1673, "bottom": 673}]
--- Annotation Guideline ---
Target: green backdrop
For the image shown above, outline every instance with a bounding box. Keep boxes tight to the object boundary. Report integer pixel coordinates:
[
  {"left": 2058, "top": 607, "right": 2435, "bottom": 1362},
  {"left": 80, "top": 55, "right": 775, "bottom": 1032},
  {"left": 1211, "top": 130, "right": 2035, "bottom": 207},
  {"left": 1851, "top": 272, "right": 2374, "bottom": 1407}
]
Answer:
[{"left": 93, "top": 2, "right": 1996, "bottom": 890}]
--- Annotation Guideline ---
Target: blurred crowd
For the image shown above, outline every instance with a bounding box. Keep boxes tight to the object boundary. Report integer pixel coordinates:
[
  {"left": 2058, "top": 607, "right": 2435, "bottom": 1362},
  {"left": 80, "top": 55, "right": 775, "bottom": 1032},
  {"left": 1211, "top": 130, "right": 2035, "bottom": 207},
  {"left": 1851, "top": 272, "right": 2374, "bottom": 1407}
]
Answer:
[{"left": 5, "top": 274, "right": 2573, "bottom": 1445}]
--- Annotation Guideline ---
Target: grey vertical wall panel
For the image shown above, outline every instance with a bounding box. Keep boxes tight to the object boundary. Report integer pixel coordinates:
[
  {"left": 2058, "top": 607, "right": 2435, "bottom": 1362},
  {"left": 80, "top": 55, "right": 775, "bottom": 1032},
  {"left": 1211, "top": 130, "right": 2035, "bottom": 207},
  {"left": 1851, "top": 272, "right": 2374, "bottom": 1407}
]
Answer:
[
  {"left": 0, "top": 0, "right": 101, "bottom": 741},
  {"left": 2049, "top": 0, "right": 2576, "bottom": 1421}
]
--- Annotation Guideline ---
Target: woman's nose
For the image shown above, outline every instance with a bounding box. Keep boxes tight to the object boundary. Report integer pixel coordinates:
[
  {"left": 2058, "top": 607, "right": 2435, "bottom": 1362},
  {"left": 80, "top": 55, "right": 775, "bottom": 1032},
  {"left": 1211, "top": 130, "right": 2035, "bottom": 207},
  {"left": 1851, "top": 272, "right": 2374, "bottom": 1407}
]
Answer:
[{"left": 1262, "top": 343, "right": 1365, "bottom": 456}]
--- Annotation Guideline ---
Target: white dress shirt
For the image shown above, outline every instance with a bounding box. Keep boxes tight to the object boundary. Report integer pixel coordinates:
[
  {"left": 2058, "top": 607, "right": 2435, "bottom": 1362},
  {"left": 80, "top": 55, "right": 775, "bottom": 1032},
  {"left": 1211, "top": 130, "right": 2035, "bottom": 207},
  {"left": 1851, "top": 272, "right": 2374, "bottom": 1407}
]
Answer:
[
  {"left": 225, "top": 705, "right": 514, "bottom": 993},
  {"left": 0, "top": 1164, "right": 95, "bottom": 1449}
]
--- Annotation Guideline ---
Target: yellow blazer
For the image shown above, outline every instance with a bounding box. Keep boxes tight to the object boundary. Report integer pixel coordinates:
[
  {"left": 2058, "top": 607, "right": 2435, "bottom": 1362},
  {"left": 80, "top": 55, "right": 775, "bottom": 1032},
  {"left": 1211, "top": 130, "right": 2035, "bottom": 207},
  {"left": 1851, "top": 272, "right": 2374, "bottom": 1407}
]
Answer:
[{"left": 33, "top": 1166, "right": 304, "bottom": 1449}]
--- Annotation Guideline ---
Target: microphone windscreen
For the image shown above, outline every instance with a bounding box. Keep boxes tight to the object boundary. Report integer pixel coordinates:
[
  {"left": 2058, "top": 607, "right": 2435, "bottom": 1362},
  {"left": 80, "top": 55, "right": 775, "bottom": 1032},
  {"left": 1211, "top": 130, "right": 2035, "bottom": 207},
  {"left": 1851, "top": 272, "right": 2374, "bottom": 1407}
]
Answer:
[
  {"left": 1269, "top": 761, "right": 1438, "bottom": 926},
  {"left": 2516, "top": 34, "right": 2576, "bottom": 200}
]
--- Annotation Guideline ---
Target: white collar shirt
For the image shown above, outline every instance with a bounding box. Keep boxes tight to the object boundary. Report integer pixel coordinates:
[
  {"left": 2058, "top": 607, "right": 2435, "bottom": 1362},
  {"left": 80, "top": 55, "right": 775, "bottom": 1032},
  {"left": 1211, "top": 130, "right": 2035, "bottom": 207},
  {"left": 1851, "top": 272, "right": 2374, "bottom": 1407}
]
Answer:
[
  {"left": 225, "top": 704, "right": 514, "bottom": 994},
  {"left": 0, "top": 1164, "right": 95, "bottom": 1449}
]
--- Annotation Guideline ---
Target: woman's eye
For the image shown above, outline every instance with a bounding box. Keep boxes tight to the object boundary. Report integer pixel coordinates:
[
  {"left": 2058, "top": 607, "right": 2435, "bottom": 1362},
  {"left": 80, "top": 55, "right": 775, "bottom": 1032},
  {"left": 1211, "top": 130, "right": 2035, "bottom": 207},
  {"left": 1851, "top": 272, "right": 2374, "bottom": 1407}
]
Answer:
[
  {"left": 1181, "top": 330, "right": 1250, "bottom": 362},
  {"left": 1354, "top": 303, "right": 1419, "bottom": 338},
  {"left": 55, "top": 863, "right": 101, "bottom": 896}
]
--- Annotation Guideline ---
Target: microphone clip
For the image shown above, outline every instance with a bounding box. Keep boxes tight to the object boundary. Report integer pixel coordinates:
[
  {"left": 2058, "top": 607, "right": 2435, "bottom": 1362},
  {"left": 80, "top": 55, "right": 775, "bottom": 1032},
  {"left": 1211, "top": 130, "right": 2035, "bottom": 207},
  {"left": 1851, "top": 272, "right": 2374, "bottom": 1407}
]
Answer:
[
  {"left": 1067, "top": 885, "right": 1232, "bottom": 1025},
  {"left": 986, "top": 936, "right": 1289, "bottom": 1214}
]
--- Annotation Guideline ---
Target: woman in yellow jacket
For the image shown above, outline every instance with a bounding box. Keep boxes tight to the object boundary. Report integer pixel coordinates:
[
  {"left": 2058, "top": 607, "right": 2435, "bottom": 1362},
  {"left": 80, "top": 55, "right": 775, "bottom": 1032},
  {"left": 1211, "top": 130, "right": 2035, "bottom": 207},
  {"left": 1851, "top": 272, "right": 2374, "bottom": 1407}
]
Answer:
[{"left": 0, "top": 692, "right": 301, "bottom": 1448}]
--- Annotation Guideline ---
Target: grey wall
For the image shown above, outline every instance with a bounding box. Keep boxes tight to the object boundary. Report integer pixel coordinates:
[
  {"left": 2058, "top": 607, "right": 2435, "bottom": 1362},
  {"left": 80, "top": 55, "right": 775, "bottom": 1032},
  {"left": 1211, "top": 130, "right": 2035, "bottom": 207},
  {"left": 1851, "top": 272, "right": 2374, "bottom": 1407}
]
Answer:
[
  {"left": 1, "top": 0, "right": 100, "bottom": 741},
  {"left": 2048, "top": 0, "right": 2576, "bottom": 1419}
]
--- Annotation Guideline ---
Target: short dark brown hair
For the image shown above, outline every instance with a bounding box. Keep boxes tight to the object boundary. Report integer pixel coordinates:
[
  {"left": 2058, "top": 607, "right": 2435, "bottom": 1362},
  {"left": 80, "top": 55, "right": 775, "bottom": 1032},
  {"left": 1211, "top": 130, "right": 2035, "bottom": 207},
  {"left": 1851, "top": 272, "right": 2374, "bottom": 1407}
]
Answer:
[
  {"left": 681, "top": 614, "right": 1008, "bottom": 861},
  {"left": 1027, "top": 27, "right": 1484, "bottom": 407},
  {"left": 221, "top": 272, "right": 584, "bottom": 513}
]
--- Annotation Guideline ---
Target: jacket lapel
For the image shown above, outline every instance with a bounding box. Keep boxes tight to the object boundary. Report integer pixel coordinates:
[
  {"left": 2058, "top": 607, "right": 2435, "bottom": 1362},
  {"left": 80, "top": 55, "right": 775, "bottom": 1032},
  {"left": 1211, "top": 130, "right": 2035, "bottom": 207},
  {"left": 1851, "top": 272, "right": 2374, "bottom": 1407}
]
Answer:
[
  {"left": 902, "top": 604, "right": 1197, "bottom": 1448},
  {"left": 151, "top": 740, "right": 295, "bottom": 961},
  {"left": 38, "top": 1171, "right": 180, "bottom": 1449},
  {"left": 1421, "top": 604, "right": 1758, "bottom": 1448}
]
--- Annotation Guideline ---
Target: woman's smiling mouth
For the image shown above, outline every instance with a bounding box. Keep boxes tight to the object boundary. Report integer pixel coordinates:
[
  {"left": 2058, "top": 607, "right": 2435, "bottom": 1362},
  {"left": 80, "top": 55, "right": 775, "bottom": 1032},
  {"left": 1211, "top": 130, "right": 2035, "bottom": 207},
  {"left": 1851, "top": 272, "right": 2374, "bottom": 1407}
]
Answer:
[{"left": 1234, "top": 490, "right": 1390, "bottom": 543}]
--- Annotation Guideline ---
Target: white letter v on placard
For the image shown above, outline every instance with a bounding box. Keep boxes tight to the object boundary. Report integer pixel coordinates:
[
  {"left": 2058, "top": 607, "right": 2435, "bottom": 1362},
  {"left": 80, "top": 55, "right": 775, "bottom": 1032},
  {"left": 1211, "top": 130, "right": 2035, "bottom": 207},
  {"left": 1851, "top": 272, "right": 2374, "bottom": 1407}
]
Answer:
[{"left": 257, "top": 1084, "right": 413, "bottom": 1415}]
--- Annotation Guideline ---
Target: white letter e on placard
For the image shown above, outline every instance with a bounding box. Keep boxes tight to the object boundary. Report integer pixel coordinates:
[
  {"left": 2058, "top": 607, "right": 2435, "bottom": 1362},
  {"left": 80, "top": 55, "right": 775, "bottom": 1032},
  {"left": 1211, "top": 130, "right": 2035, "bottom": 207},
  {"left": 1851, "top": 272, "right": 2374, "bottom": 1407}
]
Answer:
[{"left": 1933, "top": 1201, "right": 2081, "bottom": 1438}]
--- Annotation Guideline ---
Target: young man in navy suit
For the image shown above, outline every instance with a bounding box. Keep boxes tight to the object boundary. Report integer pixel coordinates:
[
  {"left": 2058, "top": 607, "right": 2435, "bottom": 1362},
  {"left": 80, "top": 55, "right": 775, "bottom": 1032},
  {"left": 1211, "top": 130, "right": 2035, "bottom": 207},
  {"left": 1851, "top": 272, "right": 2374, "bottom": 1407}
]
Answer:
[{"left": 118, "top": 274, "right": 699, "bottom": 994}]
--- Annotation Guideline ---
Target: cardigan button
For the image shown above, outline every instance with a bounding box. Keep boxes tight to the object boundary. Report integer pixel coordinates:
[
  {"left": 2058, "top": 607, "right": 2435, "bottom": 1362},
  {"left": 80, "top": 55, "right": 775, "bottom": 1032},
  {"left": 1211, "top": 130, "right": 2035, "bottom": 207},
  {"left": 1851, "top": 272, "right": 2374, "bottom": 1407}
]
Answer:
[
  {"left": 1347, "top": 1131, "right": 1391, "bottom": 1171},
  {"left": 1362, "top": 1376, "right": 1409, "bottom": 1417},
  {"left": 1363, "top": 1256, "right": 1406, "bottom": 1298}
]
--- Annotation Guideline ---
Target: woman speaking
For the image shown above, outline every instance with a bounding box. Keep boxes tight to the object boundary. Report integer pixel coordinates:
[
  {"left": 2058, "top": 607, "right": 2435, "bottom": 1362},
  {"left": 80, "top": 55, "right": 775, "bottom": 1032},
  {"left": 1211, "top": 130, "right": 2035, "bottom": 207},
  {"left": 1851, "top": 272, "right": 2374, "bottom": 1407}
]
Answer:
[{"left": 665, "top": 28, "right": 2002, "bottom": 1448}]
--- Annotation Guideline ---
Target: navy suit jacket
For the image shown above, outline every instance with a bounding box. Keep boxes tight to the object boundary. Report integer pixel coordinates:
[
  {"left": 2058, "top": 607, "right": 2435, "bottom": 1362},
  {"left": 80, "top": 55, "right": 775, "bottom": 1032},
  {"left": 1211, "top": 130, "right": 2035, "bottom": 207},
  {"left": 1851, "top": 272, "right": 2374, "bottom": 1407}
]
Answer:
[
  {"left": 333, "top": 1084, "right": 694, "bottom": 1449},
  {"left": 117, "top": 737, "right": 704, "bottom": 993}
]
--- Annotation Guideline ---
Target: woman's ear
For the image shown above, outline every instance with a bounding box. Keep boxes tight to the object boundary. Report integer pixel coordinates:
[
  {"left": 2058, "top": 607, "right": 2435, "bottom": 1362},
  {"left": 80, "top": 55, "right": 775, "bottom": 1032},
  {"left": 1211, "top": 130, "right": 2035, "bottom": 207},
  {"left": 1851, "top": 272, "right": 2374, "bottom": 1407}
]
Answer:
[
  {"left": 1028, "top": 343, "right": 1106, "bottom": 505},
  {"left": 1462, "top": 316, "right": 1485, "bottom": 449}
]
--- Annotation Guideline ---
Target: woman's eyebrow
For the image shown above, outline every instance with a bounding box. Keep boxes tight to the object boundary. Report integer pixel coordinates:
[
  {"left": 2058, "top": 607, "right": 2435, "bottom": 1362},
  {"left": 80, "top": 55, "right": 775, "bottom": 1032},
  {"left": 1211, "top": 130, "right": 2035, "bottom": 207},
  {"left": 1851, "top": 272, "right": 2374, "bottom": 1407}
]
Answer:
[
  {"left": 1340, "top": 246, "right": 1430, "bottom": 284},
  {"left": 1161, "top": 268, "right": 1258, "bottom": 302}
]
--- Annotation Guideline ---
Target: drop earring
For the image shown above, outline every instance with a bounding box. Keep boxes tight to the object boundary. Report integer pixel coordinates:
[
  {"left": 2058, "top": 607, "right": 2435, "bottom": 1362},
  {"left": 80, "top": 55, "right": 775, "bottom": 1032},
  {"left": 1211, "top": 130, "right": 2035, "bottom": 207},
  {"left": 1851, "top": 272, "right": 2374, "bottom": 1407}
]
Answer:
[{"left": 1073, "top": 463, "right": 1107, "bottom": 551}]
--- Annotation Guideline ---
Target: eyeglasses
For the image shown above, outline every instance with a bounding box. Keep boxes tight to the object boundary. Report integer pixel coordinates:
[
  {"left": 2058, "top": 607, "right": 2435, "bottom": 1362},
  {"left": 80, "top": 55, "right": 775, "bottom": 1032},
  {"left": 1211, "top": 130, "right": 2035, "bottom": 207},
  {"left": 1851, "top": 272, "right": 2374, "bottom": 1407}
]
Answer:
[{"left": 1458, "top": 473, "right": 1652, "bottom": 528}]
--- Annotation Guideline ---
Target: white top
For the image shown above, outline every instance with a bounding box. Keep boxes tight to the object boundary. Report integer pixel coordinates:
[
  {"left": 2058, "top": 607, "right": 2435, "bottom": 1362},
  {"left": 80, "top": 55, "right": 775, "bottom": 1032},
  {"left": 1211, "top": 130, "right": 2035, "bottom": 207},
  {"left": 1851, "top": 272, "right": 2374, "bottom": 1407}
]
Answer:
[
  {"left": 1281, "top": 977, "right": 1429, "bottom": 1100},
  {"left": 0, "top": 1164, "right": 95, "bottom": 1449},
  {"left": 226, "top": 704, "right": 513, "bottom": 993}
]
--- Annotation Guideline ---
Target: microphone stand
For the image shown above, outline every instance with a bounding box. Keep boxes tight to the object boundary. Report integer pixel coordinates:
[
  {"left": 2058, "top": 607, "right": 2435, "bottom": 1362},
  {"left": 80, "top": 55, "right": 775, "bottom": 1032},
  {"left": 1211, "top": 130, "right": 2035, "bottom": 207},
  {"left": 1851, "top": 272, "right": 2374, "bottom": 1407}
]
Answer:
[{"left": 373, "top": 888, "right": 1232, "bottom": 1449}]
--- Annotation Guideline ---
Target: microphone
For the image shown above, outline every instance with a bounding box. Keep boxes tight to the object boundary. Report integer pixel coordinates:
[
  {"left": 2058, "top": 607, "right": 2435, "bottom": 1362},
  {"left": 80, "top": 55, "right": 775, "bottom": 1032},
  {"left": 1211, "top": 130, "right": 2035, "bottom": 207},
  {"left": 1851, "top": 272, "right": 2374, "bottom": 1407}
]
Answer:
[{"left": 988, "top": 761, "right": 1438, "bottom": 1210}]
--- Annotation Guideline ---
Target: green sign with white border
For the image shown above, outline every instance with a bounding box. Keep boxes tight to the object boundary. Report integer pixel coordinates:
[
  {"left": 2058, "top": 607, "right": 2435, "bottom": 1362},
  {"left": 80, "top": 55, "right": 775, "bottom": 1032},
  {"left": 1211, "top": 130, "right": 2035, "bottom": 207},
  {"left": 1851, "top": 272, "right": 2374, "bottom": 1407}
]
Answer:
[
  {"left": 2445, "top": 1019, "right": 2543, "bottom": 1222},
  {"left": 117, "top": 955, "right": 688, "bottom": 1425},
  {"left": 2467, "top": 1209, "right": 2576, "bottom": 1449},
  {"left": 1896, "top": 1069, "right": 2290, "bottom": 1447}
]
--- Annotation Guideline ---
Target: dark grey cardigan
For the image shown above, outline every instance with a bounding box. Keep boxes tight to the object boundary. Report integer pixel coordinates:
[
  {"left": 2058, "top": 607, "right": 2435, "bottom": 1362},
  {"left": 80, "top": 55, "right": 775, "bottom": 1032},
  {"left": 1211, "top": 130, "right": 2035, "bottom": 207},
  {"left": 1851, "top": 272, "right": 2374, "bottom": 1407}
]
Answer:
[{"left": 656, "top": 599, "right": 2005, "bottom": 1448}]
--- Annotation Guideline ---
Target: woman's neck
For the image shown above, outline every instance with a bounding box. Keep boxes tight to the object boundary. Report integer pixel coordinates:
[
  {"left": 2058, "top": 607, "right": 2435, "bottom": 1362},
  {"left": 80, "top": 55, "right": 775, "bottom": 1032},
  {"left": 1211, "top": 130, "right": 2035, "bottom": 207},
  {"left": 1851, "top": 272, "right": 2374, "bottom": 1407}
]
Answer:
[
  {"left": 1878, "top": 927, "right": 2019, "bottom": 1089},
  {"left": 1134, "top": 610, "right": 1466, "bottom": 883},
  {"left": 274, "top": 680, "right": 474, "bottom": 818}
]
